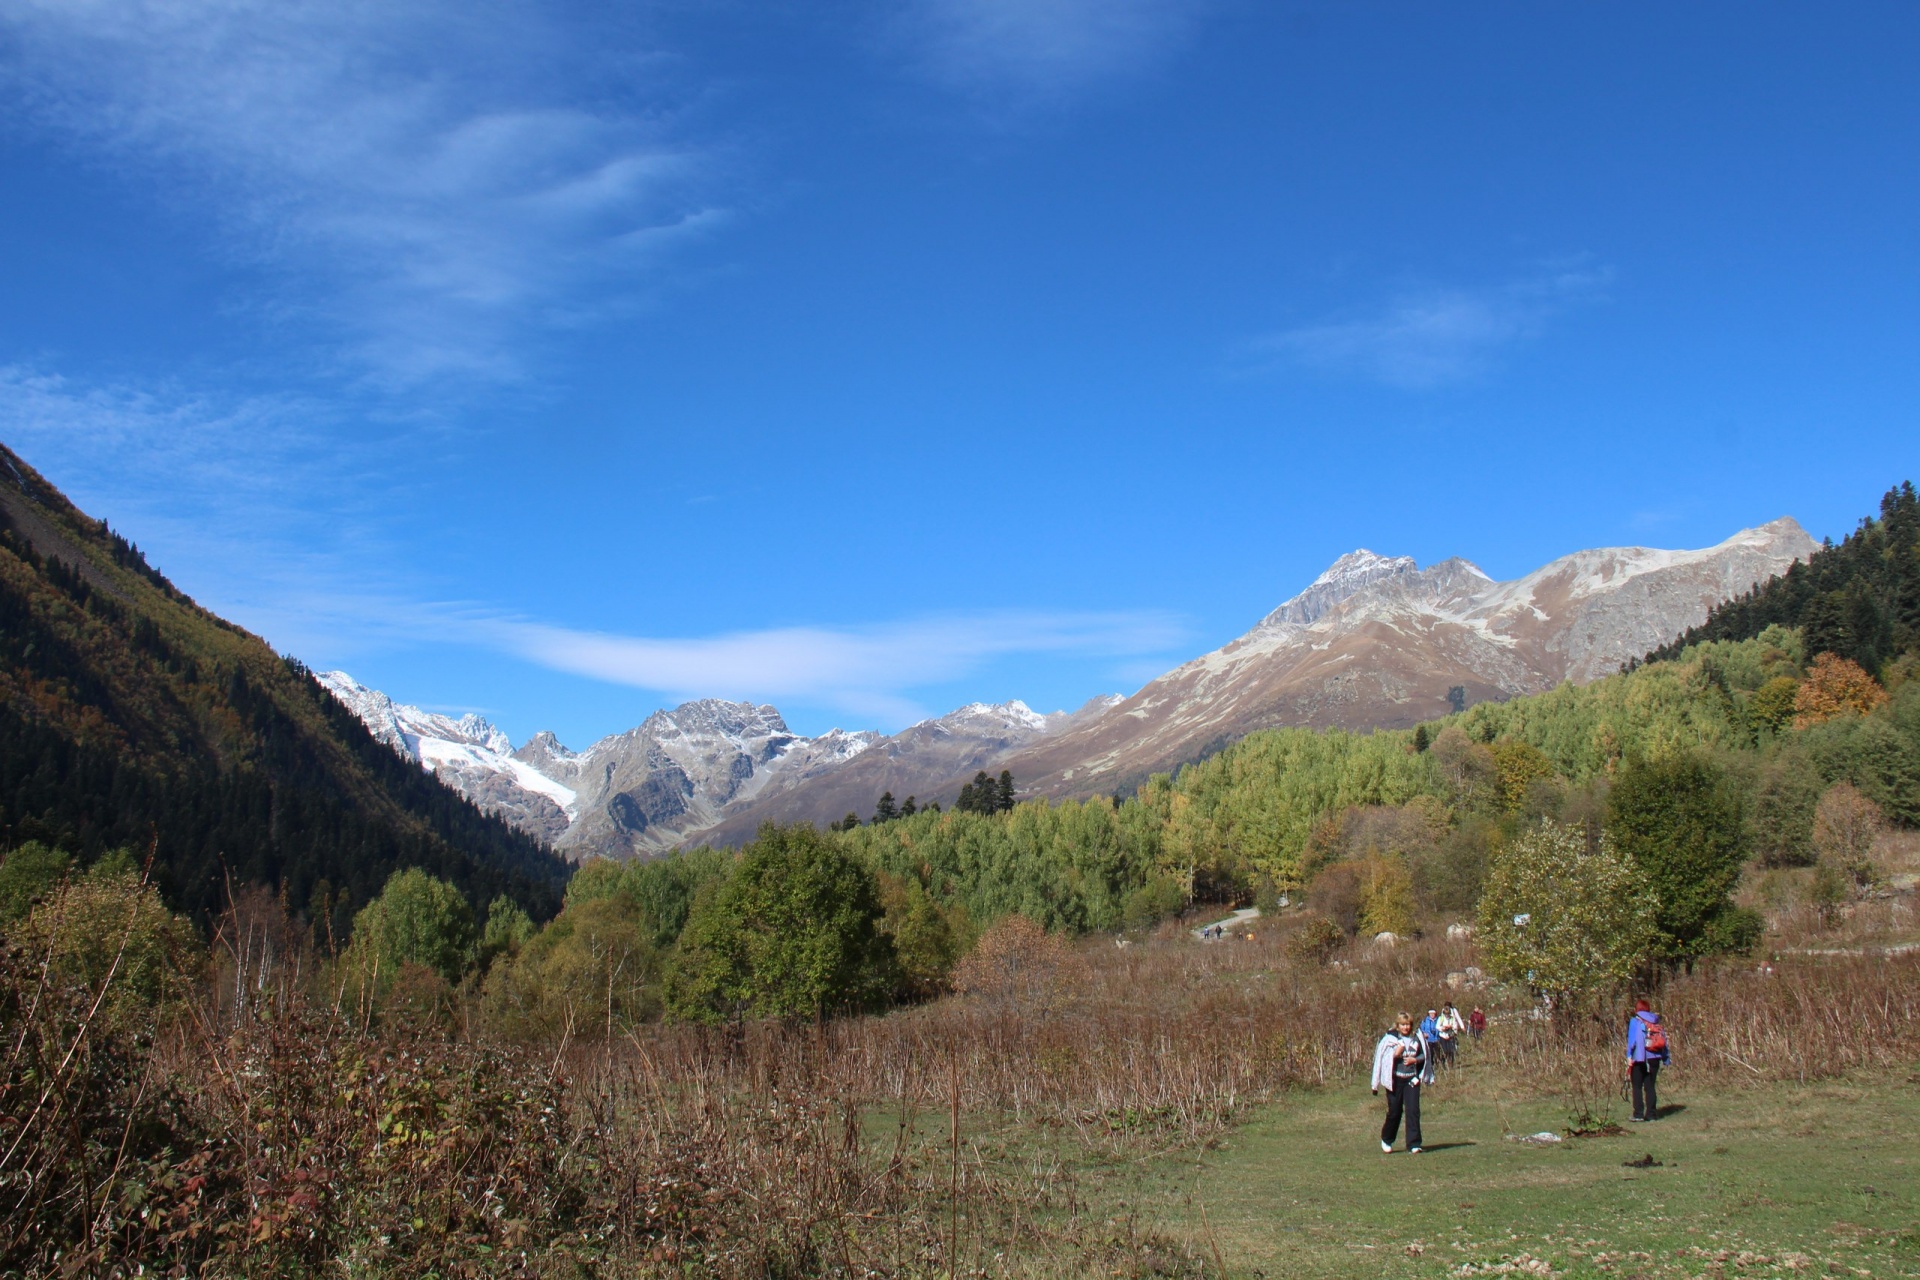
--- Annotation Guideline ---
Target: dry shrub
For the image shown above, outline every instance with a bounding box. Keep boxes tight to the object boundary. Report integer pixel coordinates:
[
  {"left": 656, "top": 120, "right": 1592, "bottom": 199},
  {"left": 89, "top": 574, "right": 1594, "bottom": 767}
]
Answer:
[
  {"left": 0, "top": 927, "right": 203, "bottom": 1273},
  {"left": 1307, "top": 862, "right": 1364, "bottom": 935},
  {"left": 1287, "top": 916, "right": 1346, "bottom": 964},
  {"left": 621, "top": 929, "right": 1467, "bottom": 1147},
  {"left": 1813, "top": 782, "right": 1885, "bottom": 885},
  {"left": 950, "top": 913, "right": 1078, "bottom": 1002}
]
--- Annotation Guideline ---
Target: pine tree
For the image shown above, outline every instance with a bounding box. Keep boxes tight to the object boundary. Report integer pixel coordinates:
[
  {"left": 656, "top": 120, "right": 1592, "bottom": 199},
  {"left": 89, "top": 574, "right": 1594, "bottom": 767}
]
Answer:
[
  {"left": 836, "top": 812, "right": 860, "bottom": 832},
  {"left": 1412, "top": 724, "right": 1431, "bottom": 753},
  {"left": 996, "top": 770, "right": 1015, "bottom": 813},
  {"left": 957, "top": 771, "right": 998, "bottom": 814},
  {"left": 900, "top": 795, "right": 917, "bottom": 817},
  {"left": 873, "top": 791, "right": 898, "bottom": 824}
]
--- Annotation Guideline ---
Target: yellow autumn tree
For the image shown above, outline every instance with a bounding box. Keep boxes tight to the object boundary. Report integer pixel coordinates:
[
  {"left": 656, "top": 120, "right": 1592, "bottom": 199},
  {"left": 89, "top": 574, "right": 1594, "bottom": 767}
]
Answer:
[
  {"left": 1357, "top": 854, "right": 1415, "bottom": 937},
  {"left": 1491, "top": 739, "right": 1556, "bottom": 815}
]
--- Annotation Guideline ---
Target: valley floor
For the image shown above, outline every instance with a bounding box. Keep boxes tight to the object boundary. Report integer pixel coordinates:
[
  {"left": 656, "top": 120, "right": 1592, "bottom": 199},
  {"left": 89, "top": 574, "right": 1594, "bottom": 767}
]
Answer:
[{"left": 1078, "top": 1059, "right": 1920, "bottom": 1279}]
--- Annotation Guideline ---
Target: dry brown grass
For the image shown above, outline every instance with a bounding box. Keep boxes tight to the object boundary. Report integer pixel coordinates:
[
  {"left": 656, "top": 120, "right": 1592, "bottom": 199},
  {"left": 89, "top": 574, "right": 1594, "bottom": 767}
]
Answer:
[{"left": 611, "top": 905, "right": 1920, "bottom": 1153}]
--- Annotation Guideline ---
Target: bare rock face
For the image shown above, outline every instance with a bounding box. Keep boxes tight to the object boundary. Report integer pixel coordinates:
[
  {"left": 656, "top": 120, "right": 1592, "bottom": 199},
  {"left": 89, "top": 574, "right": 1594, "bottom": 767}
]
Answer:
[
  {"left": 548, "top": 700, "right": 872, "bottom": 860},
  {"left": 995, "top": 517, "right": 1819, "bottom": 799}
]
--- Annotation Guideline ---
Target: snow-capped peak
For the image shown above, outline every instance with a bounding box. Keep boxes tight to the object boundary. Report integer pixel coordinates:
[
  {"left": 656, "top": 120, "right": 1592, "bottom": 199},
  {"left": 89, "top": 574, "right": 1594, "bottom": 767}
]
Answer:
[
  {"left": 317, "top": 671, "right": 508, "bottom": 755},
  {"left": 941, "top": 699, "right": 1055, "bottom": 734}
]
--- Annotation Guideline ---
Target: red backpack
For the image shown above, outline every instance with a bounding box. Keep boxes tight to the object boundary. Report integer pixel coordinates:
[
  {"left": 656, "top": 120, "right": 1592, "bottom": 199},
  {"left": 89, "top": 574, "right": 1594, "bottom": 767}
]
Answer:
[{"left": 1638, "top": 1013, "right": 1668, "bottom": 1057}]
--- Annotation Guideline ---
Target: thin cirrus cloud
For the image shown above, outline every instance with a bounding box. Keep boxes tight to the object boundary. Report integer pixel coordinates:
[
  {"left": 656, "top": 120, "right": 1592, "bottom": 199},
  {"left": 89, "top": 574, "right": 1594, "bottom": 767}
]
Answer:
[
  {"left": 0, "top": 0, "right": 719, "bottom": 386},
  {"left": 1250, "top": 265, "right": 1613, "bottom": 389},
  {"left": 476, "top": 609, "right": 1188, "bottom": 724},
  {"left": 895, "top": 0, "right": 1209, "bottom": 99}
]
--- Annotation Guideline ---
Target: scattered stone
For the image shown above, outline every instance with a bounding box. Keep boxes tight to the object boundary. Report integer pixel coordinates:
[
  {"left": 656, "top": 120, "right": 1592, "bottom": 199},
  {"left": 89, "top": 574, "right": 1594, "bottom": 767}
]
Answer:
[
  {"left": 1452, "top": 1253, "right": 1557, "bottom": 1276},
  {"left": 1506, "top": 1131, "right": 1563, "bottom": 1146},
  {"left": 1371, "top": 931, "right": 1401, "bottom": 948},
  {"left": 1446, "top": 971, "right": 1467, "bottom": 990},
  {"left": 1447, "top": 922, "right": 1474, "bottom": 941}
]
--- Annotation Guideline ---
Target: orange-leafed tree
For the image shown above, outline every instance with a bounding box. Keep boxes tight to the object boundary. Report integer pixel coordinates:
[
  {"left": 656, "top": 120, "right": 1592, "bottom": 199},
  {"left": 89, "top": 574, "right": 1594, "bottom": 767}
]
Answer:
[{"left": 1793, "top": 653, "right": 1887, "bottom": 727}]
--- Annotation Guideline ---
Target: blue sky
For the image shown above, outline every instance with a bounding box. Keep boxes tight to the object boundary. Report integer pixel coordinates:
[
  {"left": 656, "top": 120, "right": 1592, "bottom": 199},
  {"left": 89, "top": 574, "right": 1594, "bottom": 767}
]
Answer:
[{"left": 2, "top": 1, "right": 1917, "bottom": 746}]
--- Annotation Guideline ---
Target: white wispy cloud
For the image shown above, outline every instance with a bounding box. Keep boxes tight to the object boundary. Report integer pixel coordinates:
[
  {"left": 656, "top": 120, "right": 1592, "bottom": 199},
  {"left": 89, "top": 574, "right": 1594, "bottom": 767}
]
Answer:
[
  {"left": 1249, "top": 265, "right": 1612, "bottom": 389},
  {"left": 896, "top": 0, "right": 1207, "bottom": 99},
  {"left": 0, "top": 0, "right": 717, "bottom": 384},
  {"left": 476, "top": 609, "right": 1186, "bottom": 722}
]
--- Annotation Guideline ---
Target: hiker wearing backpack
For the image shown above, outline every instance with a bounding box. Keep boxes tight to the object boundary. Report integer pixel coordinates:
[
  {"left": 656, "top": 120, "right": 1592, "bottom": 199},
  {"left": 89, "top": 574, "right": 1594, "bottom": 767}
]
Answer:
[
  {"left": 1371, "top": 1011, "right": 1433, "bottom": 1153},
  {"left": 1626, "top": 998, "right": 1670, "bottom": 1121}
]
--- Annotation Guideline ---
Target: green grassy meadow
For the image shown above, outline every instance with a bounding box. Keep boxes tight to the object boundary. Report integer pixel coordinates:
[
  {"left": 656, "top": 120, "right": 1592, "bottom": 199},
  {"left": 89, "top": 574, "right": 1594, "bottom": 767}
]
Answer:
[{"left": 1100, "top": 1061, "right": 1920, "bottom": 1279}]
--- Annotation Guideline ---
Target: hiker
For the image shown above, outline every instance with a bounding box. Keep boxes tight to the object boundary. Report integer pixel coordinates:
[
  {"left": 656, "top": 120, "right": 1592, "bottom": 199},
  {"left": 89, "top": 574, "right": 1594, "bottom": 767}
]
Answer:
[
  {"left": 1626, "top": 998, "right": 1670, "bottom": 1122},
  {"left": 1371, "top": 1010, "right": 1431, "bottom": 1153},
  {"left": 1419, "top": 1008, "right": 1440, "bottom": 1052},
  {"left": 1468, "top": 1006, "right": 1486, "bottom": 1041},
  {"left": 1436, "top": 1002, "right": 1465, "bottom": 1066}
]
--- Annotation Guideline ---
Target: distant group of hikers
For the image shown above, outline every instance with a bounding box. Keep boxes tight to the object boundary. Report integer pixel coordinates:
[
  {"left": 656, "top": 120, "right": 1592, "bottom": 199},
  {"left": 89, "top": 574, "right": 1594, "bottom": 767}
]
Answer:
[{"left": 1369, "top": 998, "right": 1668, "bottom": 1153}]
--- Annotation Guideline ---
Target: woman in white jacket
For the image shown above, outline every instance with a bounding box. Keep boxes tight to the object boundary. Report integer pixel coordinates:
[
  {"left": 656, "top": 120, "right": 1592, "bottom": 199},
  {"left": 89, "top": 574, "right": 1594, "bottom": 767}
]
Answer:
[{"left": 1371, "top": 1011, "right": 1430, "bottom": 1153}]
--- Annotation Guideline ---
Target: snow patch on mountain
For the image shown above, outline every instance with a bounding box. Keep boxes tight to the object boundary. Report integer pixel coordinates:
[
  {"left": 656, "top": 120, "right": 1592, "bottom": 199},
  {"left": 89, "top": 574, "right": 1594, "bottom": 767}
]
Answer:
[{"left": 317, "top": 672, "right": 577, "bottom": 841}]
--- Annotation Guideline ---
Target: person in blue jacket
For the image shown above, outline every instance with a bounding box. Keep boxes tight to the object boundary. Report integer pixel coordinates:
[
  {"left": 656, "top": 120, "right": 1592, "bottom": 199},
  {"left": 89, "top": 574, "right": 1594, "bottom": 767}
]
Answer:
[{"left": 1626, "top": 998, "right": 1670, "bottom": 1121}]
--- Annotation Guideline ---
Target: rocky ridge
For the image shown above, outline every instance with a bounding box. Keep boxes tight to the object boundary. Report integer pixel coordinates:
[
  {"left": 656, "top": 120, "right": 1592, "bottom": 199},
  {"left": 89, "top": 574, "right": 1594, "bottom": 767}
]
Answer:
[
  {"left": 995, "top": 517, "right": 1820, "bottom": 798},
  {"left": 317, "top": 678, "right": 888, "bottom": 860}
]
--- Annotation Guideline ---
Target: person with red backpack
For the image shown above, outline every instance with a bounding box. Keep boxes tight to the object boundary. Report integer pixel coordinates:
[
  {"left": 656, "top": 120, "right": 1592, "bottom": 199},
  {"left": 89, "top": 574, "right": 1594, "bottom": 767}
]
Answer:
[{"left": 1626, "top": 998, "right": 1670, "bottom": 1121}]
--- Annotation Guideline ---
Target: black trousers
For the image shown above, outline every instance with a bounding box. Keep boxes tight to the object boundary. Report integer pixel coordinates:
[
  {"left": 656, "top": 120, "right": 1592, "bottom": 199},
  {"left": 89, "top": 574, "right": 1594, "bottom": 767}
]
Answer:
[
  {"left": 1382, "top": 1077, "right": 1422, "bottom": 1149},
  {"left": 1630, "top": 1060, "right": 1660, "bottom": 1119}
]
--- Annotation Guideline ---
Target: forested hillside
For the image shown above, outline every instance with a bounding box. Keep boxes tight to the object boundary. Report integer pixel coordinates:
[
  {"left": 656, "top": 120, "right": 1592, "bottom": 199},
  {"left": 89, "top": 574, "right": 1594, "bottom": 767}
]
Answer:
[
  {"left": 1649, "top": 481, "right": 1919, "bottom": 671},
  {"left": 0, "top": 445, "right": 567, "bottom": 928}
]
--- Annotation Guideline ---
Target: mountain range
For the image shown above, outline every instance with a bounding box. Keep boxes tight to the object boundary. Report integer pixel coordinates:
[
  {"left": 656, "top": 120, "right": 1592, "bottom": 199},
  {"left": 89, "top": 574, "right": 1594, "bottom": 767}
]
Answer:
[{"left": 324, "top": 517, "right": 1818, "bottom": 861}]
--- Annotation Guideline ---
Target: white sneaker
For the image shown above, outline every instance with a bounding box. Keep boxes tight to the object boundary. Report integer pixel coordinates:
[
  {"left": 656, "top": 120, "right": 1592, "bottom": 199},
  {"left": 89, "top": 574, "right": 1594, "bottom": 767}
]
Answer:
[
  {"left": 1410, "top": 1146, "right": 1424, "bottom": 1154},
  {"left": 1380, "top": 1141, "right": 1393, "bottom": 1153}
]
